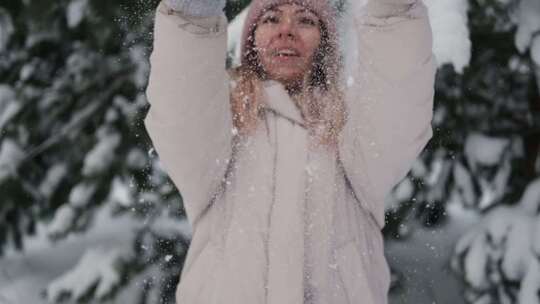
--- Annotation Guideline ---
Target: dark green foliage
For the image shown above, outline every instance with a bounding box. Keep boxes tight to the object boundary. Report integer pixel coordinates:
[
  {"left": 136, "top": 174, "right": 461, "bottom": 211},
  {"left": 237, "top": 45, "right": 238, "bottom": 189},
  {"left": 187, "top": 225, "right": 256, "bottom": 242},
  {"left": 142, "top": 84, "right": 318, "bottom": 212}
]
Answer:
[
  {"left": 383, "top": 0, "right": 539, "bottom": 236},
  {"left": 1, "top": 0, "right": 539, "bottom": 303}
]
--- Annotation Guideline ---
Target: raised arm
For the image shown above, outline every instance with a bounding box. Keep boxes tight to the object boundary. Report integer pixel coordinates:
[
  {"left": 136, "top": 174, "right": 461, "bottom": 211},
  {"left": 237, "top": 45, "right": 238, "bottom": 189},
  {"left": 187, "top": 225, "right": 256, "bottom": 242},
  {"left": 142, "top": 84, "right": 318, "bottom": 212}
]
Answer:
[
  {"left": 338, "top": 0, "right": 436, "bottom": 230},
  {"left": 144, "top": 1, "right": 232, "bottom": 228}
]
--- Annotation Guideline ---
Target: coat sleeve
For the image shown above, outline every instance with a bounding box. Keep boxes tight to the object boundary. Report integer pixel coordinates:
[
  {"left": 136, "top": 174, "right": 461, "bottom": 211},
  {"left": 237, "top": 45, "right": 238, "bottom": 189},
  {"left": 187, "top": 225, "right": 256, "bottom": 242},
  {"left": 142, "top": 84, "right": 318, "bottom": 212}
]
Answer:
[
  {"left": 144, "top": 2, "right": 233, "bottom": 229},
  {"left": 338, "top": 0, "right": 436, "bottom": 230}
]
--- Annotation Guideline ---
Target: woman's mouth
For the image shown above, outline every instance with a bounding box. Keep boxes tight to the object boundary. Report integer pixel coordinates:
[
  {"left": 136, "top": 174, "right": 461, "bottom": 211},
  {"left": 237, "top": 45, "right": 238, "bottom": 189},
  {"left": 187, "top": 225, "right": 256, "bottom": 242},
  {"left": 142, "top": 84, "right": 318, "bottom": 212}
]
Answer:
[
  {"left": 273, "top": 48, "right": 300, "bottom": 58},
  {"left": 270, "top": 48, "right": 303, "bottom": 66}
]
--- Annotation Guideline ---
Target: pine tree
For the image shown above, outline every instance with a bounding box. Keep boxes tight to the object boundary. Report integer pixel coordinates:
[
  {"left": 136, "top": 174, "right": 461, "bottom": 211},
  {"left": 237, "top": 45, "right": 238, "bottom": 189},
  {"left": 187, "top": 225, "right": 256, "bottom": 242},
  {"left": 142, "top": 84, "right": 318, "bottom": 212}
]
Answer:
[{"left": 0, "top": 0, "right": 189, "bottom": 302}]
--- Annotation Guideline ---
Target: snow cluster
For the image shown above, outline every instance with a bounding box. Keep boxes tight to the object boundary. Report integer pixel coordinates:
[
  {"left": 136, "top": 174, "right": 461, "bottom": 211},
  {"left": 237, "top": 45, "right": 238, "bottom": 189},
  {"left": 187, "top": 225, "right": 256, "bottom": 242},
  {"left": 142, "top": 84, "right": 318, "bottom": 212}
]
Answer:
[
  {"left": 470, "top": 134, "right": 512, "bottom": 210},
  {"left": 464, "top": 133, "right": 510, "bottom": 169},
  {"left": 46, "top": 205, "right": 77, "bottom": 238},
  {"left": 424, "top": 0, "right": 471, "bottom": 73},
  {"left": 514, "top": 0, "right": 540, "bottom": 90},
  {"left": 148, "top": 209, "right": 192, "bottom": 240},
  {"left": 66, "top": 0, "right": 89, "bottom": 28},
  {"left": 453, "top": 161, "right": 476, "bottom": 207},
  {"left": 514, "top": 0, "right": 540, "bottom": 57},
  {"left": 107, "top": 177, "right": 134, "bottom": 207},
  {"left": 38, "top": 163, "right": 68, "bottom": 199},
  {"left": 46, "top": 247, "right": 124, "bottom": 302},
  {"left": 0, "top": 138, "right": 24, "bottom": 183},
  {"left": 129, "top": 45, "right": 150, "bottom": 89},
  {"left": 71, "top": 183, "right": 98, "bottom": 210},
  {"left": 392, "top": 178, "right": 414, "bottom": 203},
  {"left": 451, "top": 179, "right": 540, "bottom": 304},
  {"left": 19, "top": 60, "right": 37, "bottom": 82},
  {"left": 533, "top": 38, "right": 540, "bottom": 67},
  {"left": 387, "top": 149, "right": 451, "bottom": 211},
  {"left": 450, "top": 133, "right": 513, "bottom": 211},
  {"left": 126, "top": 147, "right": 147, "bottom": 169},
  {"left": 0, "top": 8, "right": 14, "bottom": 52},
  {"left": 0, "top": 85, "right": 21, "bottom": 131},
  {"left": 113, "top": 94, "right": 144, "bottom": 121},
  {"left": 82, "top": 126, "right": 121, "bottom": 176},
  {"left": 46, "top": 180, "right": 98, "bottom": 238}
]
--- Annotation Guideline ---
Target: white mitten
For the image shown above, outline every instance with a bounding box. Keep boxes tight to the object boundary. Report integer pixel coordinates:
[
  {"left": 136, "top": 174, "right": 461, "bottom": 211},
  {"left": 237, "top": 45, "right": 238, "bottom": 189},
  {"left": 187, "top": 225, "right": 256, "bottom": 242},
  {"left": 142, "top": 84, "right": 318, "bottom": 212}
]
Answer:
[{"left": 163, "top": 0, "right": 227, "bottom": 17}]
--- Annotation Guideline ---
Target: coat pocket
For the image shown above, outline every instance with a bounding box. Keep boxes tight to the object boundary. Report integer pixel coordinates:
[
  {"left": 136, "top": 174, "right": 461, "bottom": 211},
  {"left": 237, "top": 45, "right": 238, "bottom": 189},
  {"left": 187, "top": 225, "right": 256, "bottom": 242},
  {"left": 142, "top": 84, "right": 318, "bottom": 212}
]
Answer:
[{"left": 335, "top": 239, "right": 377, "bottom": 304}]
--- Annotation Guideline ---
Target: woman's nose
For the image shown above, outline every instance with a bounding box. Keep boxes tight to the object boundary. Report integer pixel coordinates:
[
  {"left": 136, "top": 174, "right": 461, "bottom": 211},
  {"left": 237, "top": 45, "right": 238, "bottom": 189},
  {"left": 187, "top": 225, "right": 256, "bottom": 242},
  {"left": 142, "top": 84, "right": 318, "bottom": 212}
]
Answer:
[{"left": 277, "top": 18, "right": 296, "bottom": 39}]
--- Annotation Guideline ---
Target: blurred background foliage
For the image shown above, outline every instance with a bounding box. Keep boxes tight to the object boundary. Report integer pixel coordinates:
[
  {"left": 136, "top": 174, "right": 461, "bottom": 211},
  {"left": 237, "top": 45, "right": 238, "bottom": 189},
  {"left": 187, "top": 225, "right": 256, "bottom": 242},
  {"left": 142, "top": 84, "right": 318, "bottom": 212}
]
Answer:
[{"left": 0, "top": 0, "right": 539, "bottom": 303}]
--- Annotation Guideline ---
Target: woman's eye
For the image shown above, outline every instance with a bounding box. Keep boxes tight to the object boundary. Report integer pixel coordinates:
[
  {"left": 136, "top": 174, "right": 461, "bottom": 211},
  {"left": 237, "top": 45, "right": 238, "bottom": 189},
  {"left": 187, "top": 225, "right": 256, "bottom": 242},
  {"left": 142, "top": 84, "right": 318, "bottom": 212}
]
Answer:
[
  {"left": 261, "top": 16, "right": 279, "bottom": 24},
  {"left": 299, "top": 17, "right": 317, "bottom": 26}
]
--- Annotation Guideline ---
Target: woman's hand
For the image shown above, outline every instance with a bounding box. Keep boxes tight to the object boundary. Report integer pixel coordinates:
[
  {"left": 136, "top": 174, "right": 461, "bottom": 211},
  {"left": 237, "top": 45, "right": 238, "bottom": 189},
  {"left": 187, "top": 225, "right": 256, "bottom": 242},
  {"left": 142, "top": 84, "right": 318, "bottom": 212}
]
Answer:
[{"left": 163, "top": 0, "right": 226, "bottom": 17}]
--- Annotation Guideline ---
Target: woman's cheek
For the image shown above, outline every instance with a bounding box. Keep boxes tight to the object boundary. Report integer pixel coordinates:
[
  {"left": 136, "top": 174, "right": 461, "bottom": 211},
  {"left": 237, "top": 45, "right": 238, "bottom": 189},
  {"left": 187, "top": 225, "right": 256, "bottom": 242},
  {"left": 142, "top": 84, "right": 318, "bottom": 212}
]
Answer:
[{"left": 306, "top": 32, "right": 322, "bottom": 58}]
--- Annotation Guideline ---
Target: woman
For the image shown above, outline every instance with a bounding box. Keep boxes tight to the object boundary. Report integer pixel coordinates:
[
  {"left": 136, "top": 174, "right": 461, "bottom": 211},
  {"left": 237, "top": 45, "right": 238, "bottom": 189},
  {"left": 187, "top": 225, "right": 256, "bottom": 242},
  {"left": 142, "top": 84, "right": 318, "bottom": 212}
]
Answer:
[{"left": 144, "top": 0, "right": 435, "bottom": 303}]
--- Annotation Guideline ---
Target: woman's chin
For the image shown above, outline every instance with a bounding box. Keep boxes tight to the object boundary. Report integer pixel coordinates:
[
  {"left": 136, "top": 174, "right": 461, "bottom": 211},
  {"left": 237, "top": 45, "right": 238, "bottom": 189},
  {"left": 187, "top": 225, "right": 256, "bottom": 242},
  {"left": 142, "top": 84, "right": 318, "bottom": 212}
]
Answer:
[{"left": 268, "top": 69, "right": 303, "bottom": 84}]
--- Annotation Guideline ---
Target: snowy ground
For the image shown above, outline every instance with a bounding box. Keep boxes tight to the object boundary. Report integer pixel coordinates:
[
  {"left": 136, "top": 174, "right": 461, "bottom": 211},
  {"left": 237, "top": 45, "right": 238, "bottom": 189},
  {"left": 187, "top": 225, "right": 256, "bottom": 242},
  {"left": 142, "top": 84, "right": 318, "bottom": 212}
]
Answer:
[
  {"left": 386, "top": 198, "right": 480, "bottom": 304},
  {"left": 0, "top": 198, "right": 478, "bottom": 304}
]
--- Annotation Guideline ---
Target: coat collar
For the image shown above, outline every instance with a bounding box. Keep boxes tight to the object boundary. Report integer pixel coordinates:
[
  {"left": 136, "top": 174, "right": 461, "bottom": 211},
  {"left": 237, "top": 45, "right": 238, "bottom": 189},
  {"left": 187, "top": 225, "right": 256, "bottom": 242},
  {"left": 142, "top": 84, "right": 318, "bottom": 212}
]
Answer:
[{"left": 261, "top": 80, "right": 305, "bottom": 127}]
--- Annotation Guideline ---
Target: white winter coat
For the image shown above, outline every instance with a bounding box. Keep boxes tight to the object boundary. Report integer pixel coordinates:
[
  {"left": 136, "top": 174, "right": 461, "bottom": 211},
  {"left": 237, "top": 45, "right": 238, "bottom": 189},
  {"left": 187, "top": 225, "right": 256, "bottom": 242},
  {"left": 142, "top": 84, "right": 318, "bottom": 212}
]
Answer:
[{"left": 143, "top": 1, "right": 436, "bottom": 303}]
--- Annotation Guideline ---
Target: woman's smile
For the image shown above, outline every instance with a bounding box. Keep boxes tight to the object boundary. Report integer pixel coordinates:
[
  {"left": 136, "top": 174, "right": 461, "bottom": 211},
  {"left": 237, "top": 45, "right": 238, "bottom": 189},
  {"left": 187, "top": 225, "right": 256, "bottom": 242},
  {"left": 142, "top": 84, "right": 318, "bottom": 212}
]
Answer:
[{"left": 270, "top": 46, "right": 304, "bottom": 65}]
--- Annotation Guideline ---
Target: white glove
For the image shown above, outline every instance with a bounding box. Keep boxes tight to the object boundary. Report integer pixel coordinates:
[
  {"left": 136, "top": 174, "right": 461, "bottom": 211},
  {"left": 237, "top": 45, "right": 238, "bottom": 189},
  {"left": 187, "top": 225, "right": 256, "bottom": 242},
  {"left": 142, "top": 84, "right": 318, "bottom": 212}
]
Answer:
[
  {"left": 163, "top": 0, "right": 227, "bottom": 17},
  {"left": 363, "top": 0, "right": 422, "bottom": 18}
]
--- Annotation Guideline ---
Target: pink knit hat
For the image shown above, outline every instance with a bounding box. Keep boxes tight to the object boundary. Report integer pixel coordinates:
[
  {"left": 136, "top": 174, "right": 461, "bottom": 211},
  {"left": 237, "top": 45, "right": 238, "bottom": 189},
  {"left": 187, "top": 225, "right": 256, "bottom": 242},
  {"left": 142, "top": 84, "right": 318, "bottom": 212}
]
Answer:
[{"left": 240, "top": 0, "right": 339, "bottom": 78}]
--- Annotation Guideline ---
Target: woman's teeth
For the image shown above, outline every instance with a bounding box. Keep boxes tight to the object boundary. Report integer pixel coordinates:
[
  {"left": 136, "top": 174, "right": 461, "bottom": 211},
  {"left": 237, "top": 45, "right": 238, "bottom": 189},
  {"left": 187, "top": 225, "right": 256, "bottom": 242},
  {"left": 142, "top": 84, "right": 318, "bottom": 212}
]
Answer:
[{"left": 276, "top": 49, "right": 299, "bottom": 57}]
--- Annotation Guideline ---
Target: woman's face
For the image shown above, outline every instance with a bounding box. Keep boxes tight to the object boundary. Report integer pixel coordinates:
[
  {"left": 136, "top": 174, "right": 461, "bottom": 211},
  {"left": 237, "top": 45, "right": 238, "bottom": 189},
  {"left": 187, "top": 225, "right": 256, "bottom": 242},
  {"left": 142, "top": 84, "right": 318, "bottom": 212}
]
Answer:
[{"left": 253, "top": 4, "right": 322, "bottom": 85}]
